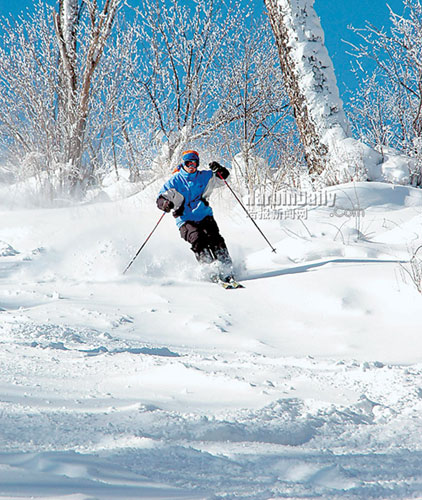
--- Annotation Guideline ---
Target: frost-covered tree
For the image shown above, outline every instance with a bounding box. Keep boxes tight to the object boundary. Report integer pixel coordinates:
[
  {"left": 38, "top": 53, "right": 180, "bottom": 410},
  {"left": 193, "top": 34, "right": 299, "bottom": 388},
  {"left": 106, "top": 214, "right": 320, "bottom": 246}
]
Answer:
[
  {"left": 53, "top": 0, "right": 122, "bottom": 191},
  {"left": 218, "top": 16, "right": 299, "bottom": 193},
  {"left": 0, "top": 4, "right": 60, "bottom": 187},
  {"left": 264, "top": 0, "right": 416, "bottom": 185},
  {"left": 80, "top": 14, "right": 143, "bottom": 184},
  {"left": 129, "top": 0, "right": 251, "bottom": 173},
  {"left": 0, "top": 0, "right": 307, "bottom": 199},
  {"left": 264, "top": 0, "right": 348, "bottom": 176},
  {"left": 347, "top": 0, "right": 422, "bottom": 181},
  {"left": 0, "top": 0, "right": 123, "bottom": 198}
]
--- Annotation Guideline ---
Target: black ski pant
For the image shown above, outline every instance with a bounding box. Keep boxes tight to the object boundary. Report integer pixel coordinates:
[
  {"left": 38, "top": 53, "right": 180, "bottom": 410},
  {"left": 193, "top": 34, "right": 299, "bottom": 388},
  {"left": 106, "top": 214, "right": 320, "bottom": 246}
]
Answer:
[{"left": 179, "top": 215, "right": 232, "bottom": 266}]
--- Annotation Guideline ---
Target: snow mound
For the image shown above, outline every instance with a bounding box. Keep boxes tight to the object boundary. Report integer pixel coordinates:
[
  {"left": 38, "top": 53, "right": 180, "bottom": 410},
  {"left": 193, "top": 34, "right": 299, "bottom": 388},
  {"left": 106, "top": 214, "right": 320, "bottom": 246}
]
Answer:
[
  {"left": 329, "top": 181, "right": 422, "bottom": 210},
  {"left": 0, "top": 241, "right": 19, "bottom": 256}
]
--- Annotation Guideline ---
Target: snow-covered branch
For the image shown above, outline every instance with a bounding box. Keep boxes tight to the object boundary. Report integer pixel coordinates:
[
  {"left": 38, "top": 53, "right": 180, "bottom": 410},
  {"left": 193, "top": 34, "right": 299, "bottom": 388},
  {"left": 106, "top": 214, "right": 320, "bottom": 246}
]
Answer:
[
  {"left": 347, "top": 0, "right": 422, "bottom": 184},
  {"left": 265, "top": 0, "right": 417, "bottom": 185}
]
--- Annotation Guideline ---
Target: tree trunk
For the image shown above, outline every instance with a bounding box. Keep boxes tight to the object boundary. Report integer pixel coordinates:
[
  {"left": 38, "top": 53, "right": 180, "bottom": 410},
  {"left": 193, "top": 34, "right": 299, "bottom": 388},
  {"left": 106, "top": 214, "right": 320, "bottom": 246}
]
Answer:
[
  {"left": 54, "top": 0, "right": 121, "bottom": 193},
  {"left": 264, "top": 0, "right": 353, "bottom": 177}
]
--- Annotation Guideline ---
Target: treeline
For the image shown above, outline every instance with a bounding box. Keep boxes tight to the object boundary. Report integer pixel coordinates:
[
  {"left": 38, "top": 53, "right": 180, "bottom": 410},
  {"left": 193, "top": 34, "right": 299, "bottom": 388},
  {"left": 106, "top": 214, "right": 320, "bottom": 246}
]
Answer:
[
  {"left": 1, "top": 0, "right": 419, "bottom": 203},
  {"left": 0, "top": 0, "right": 302, "bottom": 200}
]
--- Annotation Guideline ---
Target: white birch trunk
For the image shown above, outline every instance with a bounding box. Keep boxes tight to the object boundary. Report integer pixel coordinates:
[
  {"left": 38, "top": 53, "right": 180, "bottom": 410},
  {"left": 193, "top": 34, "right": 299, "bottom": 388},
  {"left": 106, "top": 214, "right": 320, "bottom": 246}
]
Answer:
[{"left": 265, "top": 0, "right": 401, "bottom": 183}]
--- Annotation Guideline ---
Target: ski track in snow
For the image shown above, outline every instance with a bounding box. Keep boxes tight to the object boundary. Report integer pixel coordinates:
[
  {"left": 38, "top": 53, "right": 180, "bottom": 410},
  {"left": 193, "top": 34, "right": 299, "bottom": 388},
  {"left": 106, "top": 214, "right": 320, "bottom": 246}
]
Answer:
[{"left": 0, "top": 182, "right": 422, "bottom": 499}]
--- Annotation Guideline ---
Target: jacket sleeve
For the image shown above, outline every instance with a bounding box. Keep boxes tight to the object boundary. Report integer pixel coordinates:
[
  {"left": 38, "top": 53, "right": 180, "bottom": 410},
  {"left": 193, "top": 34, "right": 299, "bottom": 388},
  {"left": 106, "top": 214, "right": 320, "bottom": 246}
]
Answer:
[
  {"left": 157, "top": 177, "right": 185, "bottom": 211},
  {"left": 157, "top": 187, "right": 184, "bottom": 211},
  {"left": 201, "top": 169, "right": 229, "bottom": 201}
]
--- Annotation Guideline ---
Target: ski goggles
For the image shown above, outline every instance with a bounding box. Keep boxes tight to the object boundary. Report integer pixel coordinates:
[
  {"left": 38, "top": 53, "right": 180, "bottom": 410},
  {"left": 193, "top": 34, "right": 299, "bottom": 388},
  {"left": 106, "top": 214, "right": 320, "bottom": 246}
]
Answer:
[{"left": 184, "top": 160, "right": 198, "bottom": 168}]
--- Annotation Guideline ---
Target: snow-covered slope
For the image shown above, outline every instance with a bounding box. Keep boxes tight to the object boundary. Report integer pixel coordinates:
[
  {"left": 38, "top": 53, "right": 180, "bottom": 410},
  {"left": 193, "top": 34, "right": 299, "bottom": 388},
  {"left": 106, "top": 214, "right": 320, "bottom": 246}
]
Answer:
[{"left": 1, "top": 180, "right": 422, "bottom": 499}]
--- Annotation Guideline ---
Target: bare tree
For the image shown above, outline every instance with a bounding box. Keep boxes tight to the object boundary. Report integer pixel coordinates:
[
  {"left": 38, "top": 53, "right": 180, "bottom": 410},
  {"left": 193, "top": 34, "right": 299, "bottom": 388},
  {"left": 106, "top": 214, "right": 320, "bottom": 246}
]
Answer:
[
  {"left": 0, "top": 3, "right": 62, "bottom": 189},
  {"left": 263, "top": 0, "right": 382, "bottom": 183},
  {"left": 0, "top": 0, "right": 126, "bottom": 199},
  {"left": 53, "top": 0, "right": 122, "bottom": 192},
  {"left": 347, "top": 0, "right": 422, "bottom": 180},
  {"left": 219, "top": 15, "right": 298, "bottom": 193},
  {"left": 265, "top": 0, "right": 332, "bottom": 175},
  {"left": 81, "top": 15, "right": 143, "bottom": 184},
  {"left": 130, "top": 0, "right": 250, "bottom": 173}
]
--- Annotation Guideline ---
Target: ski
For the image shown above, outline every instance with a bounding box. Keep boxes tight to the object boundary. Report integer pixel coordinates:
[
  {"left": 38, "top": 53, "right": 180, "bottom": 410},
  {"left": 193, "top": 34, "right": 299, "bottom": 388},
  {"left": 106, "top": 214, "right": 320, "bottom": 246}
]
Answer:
[
  {"left": 220, "top": 279, "right": 244, "bottom": 289},
  {"left": 210, "top": 275, "right": 245, "bottom": 289}
]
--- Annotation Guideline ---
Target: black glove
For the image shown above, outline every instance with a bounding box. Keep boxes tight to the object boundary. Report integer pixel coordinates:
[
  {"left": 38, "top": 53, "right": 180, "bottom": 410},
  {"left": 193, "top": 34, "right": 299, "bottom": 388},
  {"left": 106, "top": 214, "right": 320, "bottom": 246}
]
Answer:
[
  {"left": 209, "top": 161, "right": 229, "bottom": 180},
  {"left": 157, "top": 195, "right": 174, "bottom": 213}
]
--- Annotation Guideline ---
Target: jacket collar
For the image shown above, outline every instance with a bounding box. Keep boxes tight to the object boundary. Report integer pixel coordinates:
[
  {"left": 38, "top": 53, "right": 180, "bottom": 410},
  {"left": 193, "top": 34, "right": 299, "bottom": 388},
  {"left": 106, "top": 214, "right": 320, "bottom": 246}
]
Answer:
[{"left": 179, "top": 167, "right": 198, "bottom": 180}]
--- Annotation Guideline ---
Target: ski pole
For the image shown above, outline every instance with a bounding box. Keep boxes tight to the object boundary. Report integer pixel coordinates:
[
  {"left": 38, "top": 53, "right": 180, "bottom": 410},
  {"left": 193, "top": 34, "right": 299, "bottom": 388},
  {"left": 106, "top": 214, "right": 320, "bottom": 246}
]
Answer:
[
  {"left": 123, "top": 212, "right": 166, "bottom": 274},
  {"left": 217, "top": 172, "right": 277, "bottom": 253}
]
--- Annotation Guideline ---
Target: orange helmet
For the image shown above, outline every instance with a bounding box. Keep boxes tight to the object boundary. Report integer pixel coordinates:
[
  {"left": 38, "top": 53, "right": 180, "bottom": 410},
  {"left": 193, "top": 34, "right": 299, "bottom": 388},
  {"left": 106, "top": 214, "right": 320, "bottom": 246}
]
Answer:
[{"left": 181, "top": 150, "right": 200, "bottom": 166}]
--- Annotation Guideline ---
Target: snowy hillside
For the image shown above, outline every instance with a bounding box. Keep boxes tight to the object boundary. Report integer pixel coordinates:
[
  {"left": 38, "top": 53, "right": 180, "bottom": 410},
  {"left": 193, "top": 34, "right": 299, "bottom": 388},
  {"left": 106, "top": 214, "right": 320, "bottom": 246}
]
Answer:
[{"left": 1, "top": 179, "right": 422, "bottom": 499}]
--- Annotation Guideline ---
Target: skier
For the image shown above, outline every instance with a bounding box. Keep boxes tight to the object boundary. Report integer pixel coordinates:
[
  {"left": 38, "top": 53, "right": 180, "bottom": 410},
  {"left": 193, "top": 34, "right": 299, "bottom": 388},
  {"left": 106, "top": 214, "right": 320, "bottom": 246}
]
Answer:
[{"left": 156, "top": 150, "right": 234, "bottom": 283}]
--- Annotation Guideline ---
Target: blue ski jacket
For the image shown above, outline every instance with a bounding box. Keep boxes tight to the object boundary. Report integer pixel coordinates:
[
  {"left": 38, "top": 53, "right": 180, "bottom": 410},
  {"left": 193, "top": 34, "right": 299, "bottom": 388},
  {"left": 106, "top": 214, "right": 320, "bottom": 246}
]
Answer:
[{"left": 158, "top": 168, "right": 224, "bottom": 228}]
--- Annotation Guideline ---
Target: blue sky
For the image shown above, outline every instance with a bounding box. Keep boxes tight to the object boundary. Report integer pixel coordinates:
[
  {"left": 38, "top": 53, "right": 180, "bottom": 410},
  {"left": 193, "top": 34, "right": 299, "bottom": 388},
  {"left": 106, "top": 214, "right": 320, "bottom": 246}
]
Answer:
[
  {"left": 314, "top": 0, "right": 405, "bottom": 96},
  {"left": 0, "top": 0, "right": 406, "bottom": 100}
]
